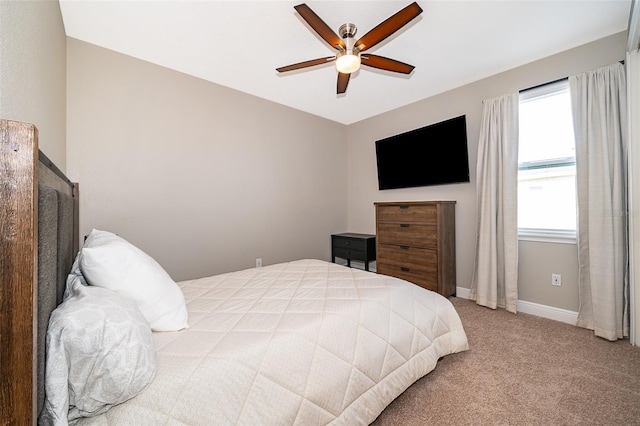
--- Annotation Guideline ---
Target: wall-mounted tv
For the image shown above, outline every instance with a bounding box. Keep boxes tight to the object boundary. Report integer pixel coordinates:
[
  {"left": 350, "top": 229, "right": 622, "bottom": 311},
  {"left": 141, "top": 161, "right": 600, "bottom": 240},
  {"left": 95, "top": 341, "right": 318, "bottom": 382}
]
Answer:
[{"left": 375, "top": 115, "right": 470, "bottom": 190}]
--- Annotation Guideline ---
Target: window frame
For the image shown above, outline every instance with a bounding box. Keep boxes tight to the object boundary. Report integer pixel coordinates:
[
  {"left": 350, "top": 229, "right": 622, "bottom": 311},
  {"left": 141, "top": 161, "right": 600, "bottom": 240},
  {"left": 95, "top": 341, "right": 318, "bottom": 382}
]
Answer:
[{"left": 517, "top": 79, "right": 577, "bottom": 244}]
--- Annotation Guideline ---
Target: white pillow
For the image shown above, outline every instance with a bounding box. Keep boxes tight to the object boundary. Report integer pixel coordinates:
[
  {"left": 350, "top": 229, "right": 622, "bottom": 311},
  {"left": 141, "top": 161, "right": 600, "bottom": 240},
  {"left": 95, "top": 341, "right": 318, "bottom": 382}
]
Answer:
[
  {"left": 40, "top": 277, "right": 156, "bottom": 424},
  {"left": 79, "top": 229, "right": 188, "bottom": 331}
]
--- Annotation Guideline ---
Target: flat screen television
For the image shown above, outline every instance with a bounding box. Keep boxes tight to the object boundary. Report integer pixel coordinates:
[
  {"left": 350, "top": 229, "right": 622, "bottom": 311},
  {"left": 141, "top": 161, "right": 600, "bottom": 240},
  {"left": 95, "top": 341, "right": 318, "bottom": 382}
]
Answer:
[{"left": 375, "top": 115, "right": 470, "bottom": 190}]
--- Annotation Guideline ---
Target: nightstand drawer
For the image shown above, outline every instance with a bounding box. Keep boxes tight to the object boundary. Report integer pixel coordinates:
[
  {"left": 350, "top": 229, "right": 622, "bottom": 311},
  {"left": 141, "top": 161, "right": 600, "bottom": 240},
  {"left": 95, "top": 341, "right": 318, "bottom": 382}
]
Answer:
[
  {"left": 332, "top": 236, "right": 368, "bottom": 251},
  {"left": 332, "top": 247, "right": 366, "bottom": 262}
]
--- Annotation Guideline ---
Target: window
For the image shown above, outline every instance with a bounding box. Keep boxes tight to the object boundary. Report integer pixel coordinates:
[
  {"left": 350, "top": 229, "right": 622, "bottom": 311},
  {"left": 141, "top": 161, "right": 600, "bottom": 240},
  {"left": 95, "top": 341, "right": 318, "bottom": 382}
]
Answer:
[{"left": 518, "top": 80, "right": 576, "bottom": 243}]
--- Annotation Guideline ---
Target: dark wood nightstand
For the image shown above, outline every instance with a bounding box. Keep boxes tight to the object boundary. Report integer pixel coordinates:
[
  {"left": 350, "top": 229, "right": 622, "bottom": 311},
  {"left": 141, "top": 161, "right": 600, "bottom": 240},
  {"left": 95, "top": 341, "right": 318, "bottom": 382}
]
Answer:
[{"left": 331, "top": 233, "right": 376, "bottom": 271}]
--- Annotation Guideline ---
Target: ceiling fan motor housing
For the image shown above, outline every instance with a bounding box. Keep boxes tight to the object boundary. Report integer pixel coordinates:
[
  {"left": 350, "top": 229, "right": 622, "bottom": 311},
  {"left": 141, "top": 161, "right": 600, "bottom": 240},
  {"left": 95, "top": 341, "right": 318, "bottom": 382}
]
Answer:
[
  {"left": 339, "top": 23, "right": 357, "bottom": 39},
  {"left": 338, "top": 23, "right": 359, "bottom": 52}
]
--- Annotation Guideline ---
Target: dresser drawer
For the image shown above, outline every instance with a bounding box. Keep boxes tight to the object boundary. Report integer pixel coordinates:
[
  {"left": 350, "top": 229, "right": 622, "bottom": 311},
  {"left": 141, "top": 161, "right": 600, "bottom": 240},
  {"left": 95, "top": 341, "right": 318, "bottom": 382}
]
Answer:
[
  {"left": 377, "top": 223, "right": 437, "bottom": 248},
  {"left": 376, "top": 244, "right": 437, "bottom": 272},
  {"left": 376, "top": 204, "right": 437, "bottom": 224},
  {"left": 377, "top": 263, "right": 438, "bottom": 292}
]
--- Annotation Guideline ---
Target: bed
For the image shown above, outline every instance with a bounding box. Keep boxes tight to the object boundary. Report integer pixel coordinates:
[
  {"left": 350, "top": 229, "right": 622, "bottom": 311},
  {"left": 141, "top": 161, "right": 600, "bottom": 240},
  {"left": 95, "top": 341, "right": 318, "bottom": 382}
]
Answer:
[{"left": 0, "top": 119, "right": 468, "bottom": 425}]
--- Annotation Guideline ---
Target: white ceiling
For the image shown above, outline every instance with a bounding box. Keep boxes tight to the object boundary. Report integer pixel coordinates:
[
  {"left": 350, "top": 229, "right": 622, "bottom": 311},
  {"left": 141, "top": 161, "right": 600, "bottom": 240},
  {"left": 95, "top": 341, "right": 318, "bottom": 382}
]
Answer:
[{"left": 59, "top": 0, "right": 632, "bottom": 125}]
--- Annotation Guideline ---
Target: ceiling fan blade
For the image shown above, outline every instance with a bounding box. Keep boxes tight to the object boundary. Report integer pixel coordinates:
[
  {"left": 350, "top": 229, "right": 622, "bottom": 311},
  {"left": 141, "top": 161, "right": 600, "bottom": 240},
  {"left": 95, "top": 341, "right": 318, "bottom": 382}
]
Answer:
[
  {"left": 355, "top": 2, "right": 423, "bottom": 52},
  {"left": 361, "top": 54, "right": 415, "bottom": 74},
  {"left": 337, "top": 72, "right": 350, "bottom": 94},
  {"left": 276, "top": 56, "right": 335, "bottom": 73},
  {"left": 294, "top": 4, "right": 345, "bottom": 50}
]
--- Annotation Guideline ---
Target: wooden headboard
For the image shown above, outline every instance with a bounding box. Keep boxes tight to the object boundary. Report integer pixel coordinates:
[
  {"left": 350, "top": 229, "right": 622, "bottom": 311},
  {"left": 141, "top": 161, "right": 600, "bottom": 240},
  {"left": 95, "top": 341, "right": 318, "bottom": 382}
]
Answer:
[{"left": 0, "top": 119, "right": 79, "bottom": 424}]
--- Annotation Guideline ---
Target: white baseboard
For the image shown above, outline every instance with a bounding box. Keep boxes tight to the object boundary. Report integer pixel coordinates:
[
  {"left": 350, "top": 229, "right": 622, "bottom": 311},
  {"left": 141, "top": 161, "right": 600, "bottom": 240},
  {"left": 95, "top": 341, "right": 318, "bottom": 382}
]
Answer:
[
  {"left": 456, "top": 286, "right": 471, "bottom": 299},
  {"left": 455, "top": 286, "right": 578, "bottom": 325}
]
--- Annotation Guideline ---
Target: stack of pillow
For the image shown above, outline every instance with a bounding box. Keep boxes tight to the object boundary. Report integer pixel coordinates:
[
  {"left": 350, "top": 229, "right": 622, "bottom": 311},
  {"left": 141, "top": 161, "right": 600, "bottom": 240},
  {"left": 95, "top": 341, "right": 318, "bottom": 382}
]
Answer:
[{"left": 40, "top": 229, "right": 189, "bottom": 425}]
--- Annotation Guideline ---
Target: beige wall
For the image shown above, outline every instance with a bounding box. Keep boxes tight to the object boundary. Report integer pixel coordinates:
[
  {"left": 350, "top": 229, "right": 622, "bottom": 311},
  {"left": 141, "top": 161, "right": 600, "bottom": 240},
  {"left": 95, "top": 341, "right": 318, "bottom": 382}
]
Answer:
[
  {"left": 518, "top": 242, "right": 579, "bottom": 311},
  {"left": 346, "top": 32, "right": 627, "bottom": 312},
  {"left": 67, "top": 30, "right": 628, "bottom": 311},
  {"left": 0, "top": 0, "right": 66, "bottom": 170},
  {"left": 66, "top": 38, "right": 348, "bottom": 281}
]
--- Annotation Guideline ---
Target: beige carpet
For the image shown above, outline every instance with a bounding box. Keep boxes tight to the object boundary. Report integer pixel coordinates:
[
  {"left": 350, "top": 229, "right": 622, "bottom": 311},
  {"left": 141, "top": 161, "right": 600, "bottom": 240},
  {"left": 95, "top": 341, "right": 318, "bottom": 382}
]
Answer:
[{"left": 372, "top": 297, "right": 640, "bottom": 426}]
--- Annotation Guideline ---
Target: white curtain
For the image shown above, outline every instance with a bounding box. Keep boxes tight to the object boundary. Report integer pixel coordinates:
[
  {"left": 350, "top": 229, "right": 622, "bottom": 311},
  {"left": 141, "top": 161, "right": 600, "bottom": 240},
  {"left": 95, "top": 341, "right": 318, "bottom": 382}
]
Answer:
[
  {"left": 470, "top": 93, "right": 519, "bottom": 313},
  {"left": 570, "top": 62, "right": 629, "bottom": 341},
  {"left": 628, "top": 51, "right": 640, "bottom": 346}
]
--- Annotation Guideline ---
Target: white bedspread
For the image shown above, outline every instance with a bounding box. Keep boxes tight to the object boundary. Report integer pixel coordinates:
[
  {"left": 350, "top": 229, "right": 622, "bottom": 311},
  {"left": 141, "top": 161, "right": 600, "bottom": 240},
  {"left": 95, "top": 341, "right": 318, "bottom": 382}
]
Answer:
[{"left": 77, "top": 259, "right": 468, "bottom": 425}]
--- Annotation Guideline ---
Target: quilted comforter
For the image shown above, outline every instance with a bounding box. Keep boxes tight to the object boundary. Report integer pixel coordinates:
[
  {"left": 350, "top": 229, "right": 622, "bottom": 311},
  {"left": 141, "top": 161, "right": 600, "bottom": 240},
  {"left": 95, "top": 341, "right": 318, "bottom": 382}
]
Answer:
[{"left": 77, "top": 259, "right": 468, "bottom": 425}]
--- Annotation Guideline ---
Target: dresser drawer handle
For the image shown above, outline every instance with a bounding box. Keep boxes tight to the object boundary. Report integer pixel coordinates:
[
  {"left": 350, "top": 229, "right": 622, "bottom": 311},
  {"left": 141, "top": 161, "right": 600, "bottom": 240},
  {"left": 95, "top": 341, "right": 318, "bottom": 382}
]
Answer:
[
  {"left": 399, "top": 205, "right": 409, "bottom": 209},
  {"left": 400, "top": 245, "right": 409, "bottom": 250},
  {"left": 401, "top": 267, "right": 410, "bottom": 272},
  {"left": 400, "top": 224, "right": 410, "bottom": 228}
]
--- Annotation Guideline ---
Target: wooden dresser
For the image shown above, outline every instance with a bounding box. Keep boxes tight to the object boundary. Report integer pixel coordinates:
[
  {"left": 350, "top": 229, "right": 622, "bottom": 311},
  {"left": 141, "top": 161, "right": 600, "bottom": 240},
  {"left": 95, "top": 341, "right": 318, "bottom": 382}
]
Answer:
[{"left": 375, "top": 201, "right": 456, "bottom": 297}]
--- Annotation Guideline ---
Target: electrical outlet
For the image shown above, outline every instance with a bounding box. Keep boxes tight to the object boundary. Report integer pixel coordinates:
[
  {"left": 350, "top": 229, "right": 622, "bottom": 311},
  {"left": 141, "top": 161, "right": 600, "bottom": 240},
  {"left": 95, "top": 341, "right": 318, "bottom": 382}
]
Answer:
[
  {"left": 256, "top": 258, "right": 262, "bottom": 268},
  {"left": 552, "top": 274, "right": 562, "bottom": 287}
]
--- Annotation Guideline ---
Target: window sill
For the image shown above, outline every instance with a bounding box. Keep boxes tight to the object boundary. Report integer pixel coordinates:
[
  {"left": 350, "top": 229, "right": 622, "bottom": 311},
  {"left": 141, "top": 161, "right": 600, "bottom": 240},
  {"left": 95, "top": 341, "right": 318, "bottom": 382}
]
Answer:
[{"left": 518, "top": 228, "right": 576, "bottom": 244}]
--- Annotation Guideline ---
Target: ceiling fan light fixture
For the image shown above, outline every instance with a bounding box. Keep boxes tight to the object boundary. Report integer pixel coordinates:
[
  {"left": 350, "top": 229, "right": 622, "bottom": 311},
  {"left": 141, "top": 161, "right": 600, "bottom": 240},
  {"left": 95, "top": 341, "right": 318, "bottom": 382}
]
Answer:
[
  {"left": 336, "top": 50, "right": 361, "bottom": 74},
  {"left": 336, "top": 23, "right": 360, "bottom": 74}
]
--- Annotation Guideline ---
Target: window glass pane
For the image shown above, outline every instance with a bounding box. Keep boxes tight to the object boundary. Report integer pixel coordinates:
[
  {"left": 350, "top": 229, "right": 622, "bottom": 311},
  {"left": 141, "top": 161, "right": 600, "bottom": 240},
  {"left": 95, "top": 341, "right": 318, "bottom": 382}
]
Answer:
[
  {"left": 519, "top": 87, "right": 575, "bottom": 164},
  {"left": 518, "top": 165, "right": 576, "bottom": 230},
  {"left": 518, "top": 81, "right": 576, "bottom": 233}
]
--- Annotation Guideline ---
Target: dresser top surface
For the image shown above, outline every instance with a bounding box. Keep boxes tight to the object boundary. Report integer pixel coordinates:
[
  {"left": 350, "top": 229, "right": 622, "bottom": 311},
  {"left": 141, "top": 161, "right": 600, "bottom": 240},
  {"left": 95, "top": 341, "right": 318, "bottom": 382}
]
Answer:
[{"left": 374, "top": 200, "right": 456, "bottom": 206}]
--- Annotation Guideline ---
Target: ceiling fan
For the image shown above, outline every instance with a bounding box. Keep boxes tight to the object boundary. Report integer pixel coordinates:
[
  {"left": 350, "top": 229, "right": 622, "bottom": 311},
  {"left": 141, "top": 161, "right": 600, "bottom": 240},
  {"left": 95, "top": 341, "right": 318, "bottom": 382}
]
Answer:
[{"left": 276, "top": 2, "right": 423, "bottom": 94}]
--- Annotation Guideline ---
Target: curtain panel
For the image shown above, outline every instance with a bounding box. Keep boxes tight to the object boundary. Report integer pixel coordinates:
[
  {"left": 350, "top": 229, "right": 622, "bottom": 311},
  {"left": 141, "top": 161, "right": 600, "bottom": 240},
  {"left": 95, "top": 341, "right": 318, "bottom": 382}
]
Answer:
[
  {"left": 470, "top": 93, "right": 519, "bottom": 313},
  {"left": 570, "top": 62, "right": 629, "bottom": 341}
]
